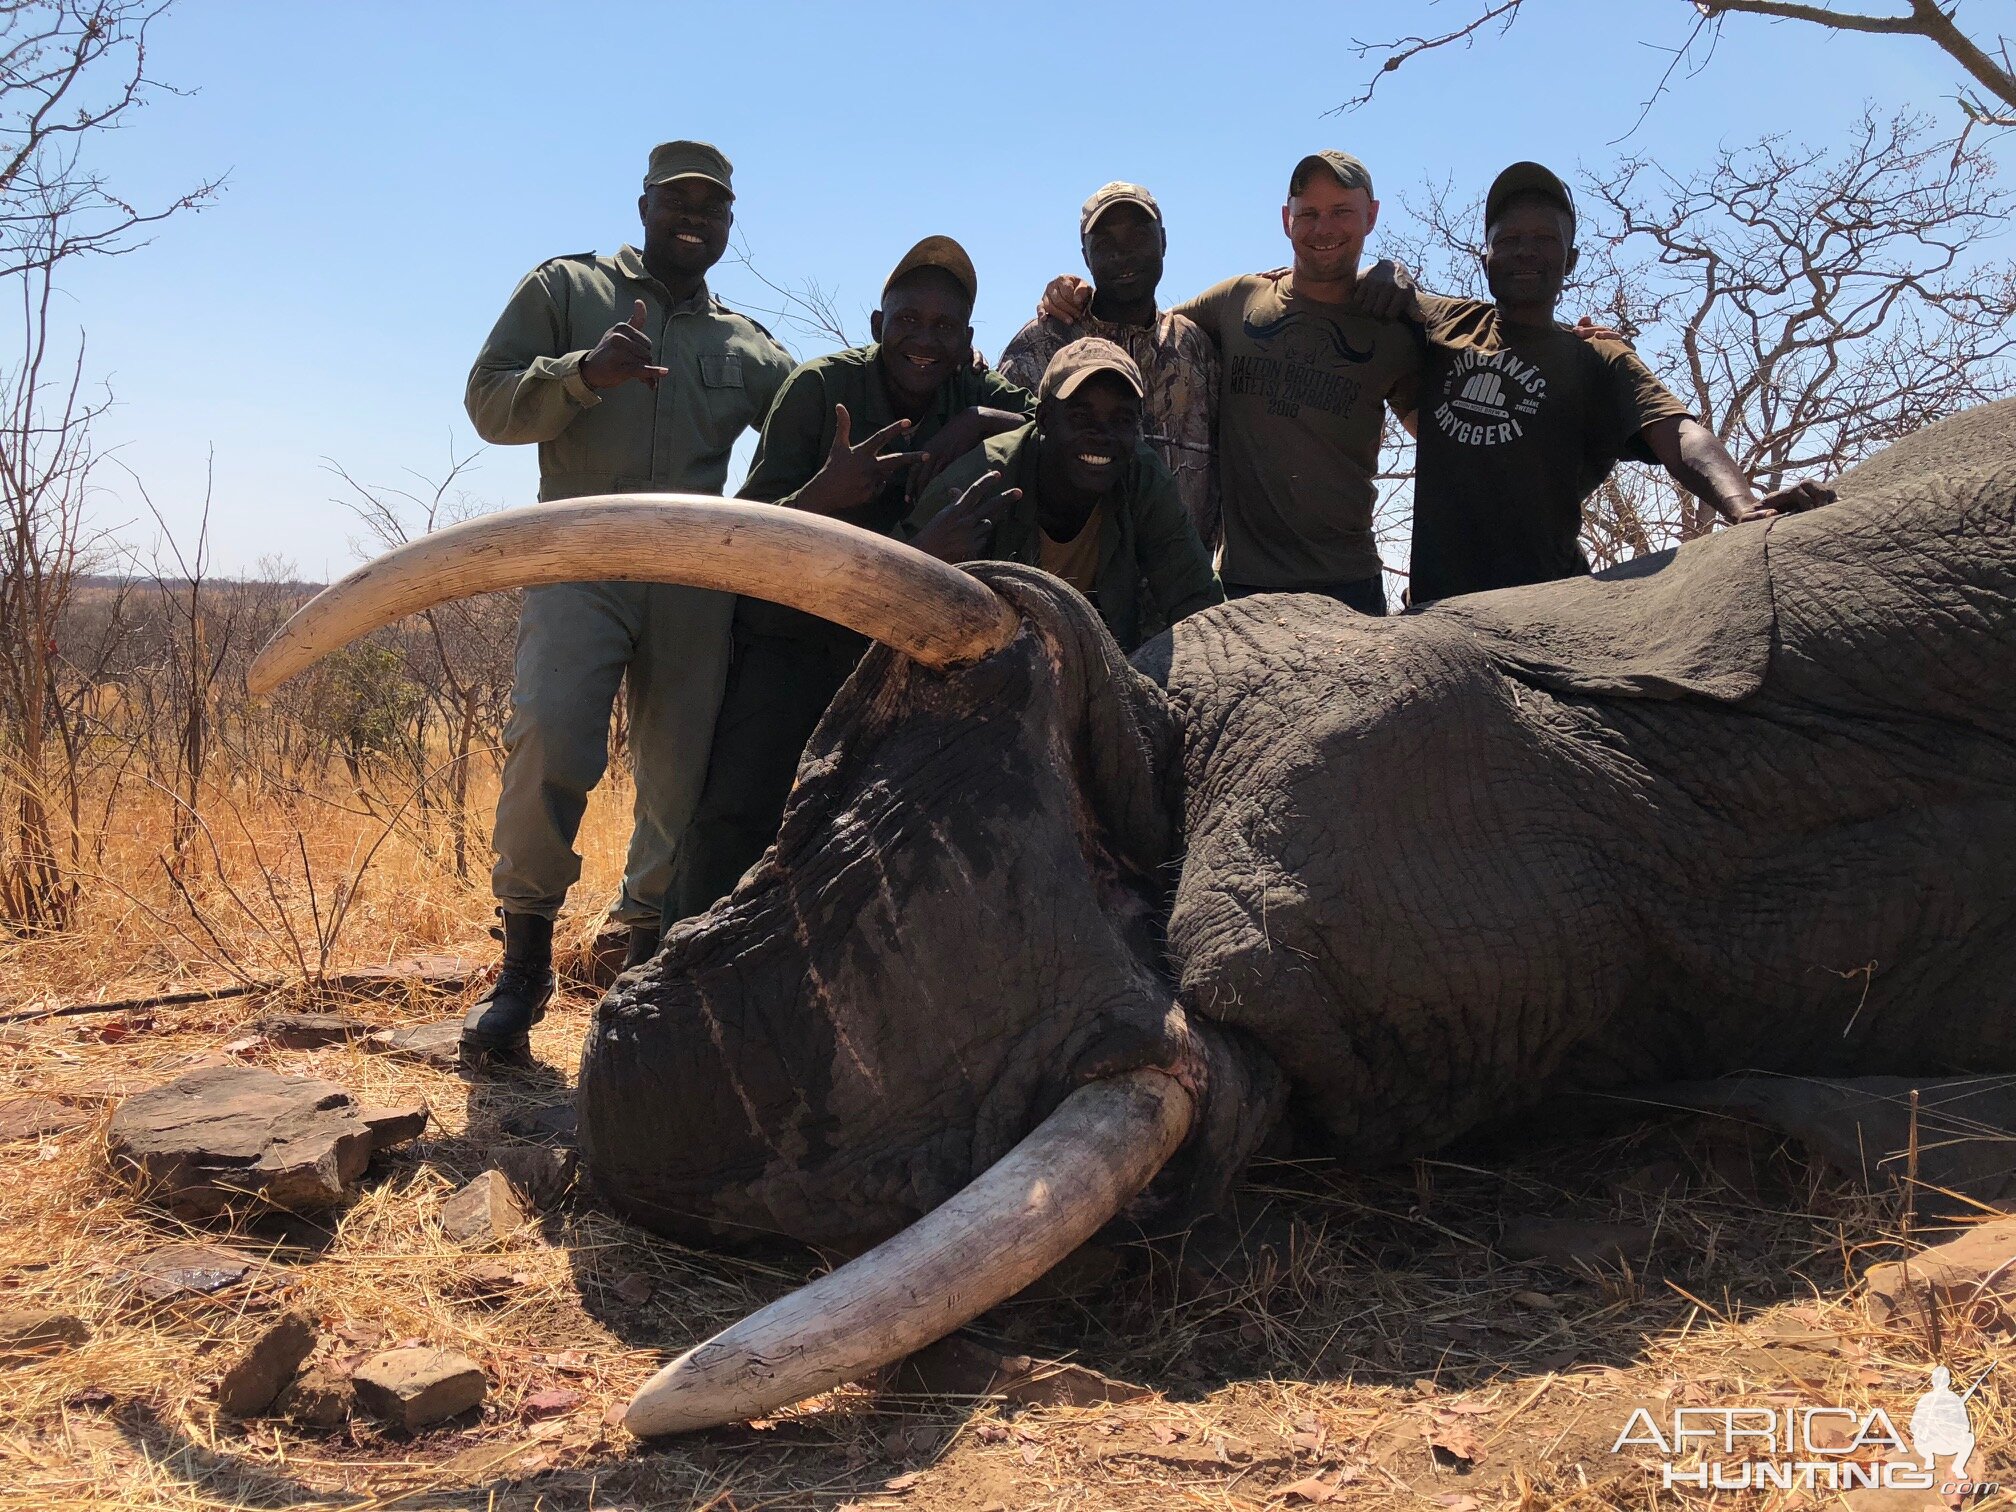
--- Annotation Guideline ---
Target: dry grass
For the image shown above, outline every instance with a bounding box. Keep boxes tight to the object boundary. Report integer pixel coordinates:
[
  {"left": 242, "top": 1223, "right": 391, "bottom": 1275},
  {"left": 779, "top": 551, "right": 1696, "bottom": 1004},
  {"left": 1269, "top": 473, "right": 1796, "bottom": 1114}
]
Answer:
[{"left": 1, "top": 773, "right": 2012, "bottom": 1510}]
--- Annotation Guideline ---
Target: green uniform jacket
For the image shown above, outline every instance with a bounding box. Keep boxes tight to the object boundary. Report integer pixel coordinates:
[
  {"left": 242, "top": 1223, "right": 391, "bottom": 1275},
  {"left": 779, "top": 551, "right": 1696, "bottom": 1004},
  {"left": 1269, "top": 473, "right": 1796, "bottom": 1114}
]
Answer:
[
  {"left": 465, "top": 245, "right": 793, "bottom": 499},
  {"left": 908, "top": 422, "right": 1223, "bottom": 651},
  {"left": 739, "top": 343, "right": 1033, "bottom": 530}
]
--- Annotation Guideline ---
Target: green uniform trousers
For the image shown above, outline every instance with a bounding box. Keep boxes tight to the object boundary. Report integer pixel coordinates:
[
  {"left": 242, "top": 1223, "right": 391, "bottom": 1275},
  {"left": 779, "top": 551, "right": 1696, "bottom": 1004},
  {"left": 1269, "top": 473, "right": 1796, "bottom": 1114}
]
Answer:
[
  {"left": 491, "top": 580, "right": 733, "bottom": 928},
  {"left": 662, "top": 605, "right": 868, "bottom": 923}
]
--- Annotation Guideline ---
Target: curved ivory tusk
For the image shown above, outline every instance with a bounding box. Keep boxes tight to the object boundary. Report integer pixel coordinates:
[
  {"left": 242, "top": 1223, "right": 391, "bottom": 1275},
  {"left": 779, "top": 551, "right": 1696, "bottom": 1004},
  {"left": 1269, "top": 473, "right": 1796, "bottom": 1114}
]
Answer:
[
  {"left": 623, "top": 1068, "right": 1194, "bottom": 1437},
  {"left": 246, "top": 495, "right": 1022, "bottom": 694}
]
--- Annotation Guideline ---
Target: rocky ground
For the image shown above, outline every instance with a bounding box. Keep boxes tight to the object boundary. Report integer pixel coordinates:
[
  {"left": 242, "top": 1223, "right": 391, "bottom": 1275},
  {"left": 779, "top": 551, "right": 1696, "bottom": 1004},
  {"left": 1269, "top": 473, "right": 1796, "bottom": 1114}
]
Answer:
[{"left": 1, "top": 953, "right": 2011, "bottom": 1512}]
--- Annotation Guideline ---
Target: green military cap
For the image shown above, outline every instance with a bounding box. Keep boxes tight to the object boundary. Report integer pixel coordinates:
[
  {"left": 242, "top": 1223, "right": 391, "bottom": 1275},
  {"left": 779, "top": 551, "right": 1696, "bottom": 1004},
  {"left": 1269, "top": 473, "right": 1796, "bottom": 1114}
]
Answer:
[
  {"left": 1288, "top": 149, "right": 1374, "bottom": 199},
  {"left": 644, "top": 140, "right": 734, "bottom": 198},
  {"left": 1485, "top": 160, "right": 1576, "bottom": 231},
  {"left": 1039, "top": 335, "right": 1145, "bottom": 402},
  {"left": 1080, "top": 181, "right": 1162, "bottom": 237},
  {"left": 883, "top": 234, "right": 978, "bottom": 304}
]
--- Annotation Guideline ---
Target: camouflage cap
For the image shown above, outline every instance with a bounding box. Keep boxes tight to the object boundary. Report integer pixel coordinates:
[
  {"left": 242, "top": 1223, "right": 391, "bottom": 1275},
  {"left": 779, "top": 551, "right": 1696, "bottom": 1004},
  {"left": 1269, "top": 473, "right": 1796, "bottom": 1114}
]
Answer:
[
  {"left": 1038, "top": 336, "right": 1146, "bottom": 403},
  {"left": 1485, "top": 161, "right": 1576, "bottom": 231},
  {"left": 644, "top": 140, "right": 734, "bottom": 198},
  {"left": 1289, "top": 150, "right": 1374, "bottom": 199},
  {"left": 1080, "top": 181, "right": 1163, "bottom": 238},
  {"left": 883, "top": 235, "right": 978, "bottom": 305}
]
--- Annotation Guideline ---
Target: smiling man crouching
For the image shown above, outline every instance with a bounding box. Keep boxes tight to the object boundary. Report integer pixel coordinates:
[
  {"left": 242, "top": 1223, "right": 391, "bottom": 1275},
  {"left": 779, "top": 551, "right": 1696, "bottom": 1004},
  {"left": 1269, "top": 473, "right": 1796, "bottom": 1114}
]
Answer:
[{"left": 905, "top": 336, "right": 1222, "bottom": 653}]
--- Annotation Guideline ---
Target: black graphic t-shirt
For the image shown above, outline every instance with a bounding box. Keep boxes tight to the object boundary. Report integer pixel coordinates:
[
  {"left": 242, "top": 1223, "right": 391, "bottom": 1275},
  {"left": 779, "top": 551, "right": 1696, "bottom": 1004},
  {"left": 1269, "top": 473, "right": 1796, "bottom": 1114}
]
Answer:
[
  {"left": 1176, "top": 272, "right": 1419, "bottom": 587},
  {"left": 1408, "top": 295, "right": 1690, "bottom": 605}
]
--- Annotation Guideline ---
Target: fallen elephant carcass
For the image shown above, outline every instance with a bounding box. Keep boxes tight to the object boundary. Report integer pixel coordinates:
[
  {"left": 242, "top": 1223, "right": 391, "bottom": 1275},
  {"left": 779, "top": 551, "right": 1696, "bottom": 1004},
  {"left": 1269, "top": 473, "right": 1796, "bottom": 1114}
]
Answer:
[{"left": 248, "top": 398, "right": 2016, "bottom": 1435}]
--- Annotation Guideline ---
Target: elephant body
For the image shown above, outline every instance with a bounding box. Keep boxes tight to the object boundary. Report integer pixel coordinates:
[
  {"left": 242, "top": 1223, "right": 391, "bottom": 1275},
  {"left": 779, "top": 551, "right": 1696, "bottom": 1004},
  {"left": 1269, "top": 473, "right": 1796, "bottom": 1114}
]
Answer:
[{"left": 578, "top": 399, "right": 2016, "bottom": 1253}]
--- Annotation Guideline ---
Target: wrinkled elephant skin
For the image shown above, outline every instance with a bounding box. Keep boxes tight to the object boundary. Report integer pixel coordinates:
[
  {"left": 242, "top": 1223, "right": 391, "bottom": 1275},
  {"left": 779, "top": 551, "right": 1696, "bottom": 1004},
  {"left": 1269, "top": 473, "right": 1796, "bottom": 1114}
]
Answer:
[{"left": 580, "top": 400, "right": 2016, "bottom": 1251}]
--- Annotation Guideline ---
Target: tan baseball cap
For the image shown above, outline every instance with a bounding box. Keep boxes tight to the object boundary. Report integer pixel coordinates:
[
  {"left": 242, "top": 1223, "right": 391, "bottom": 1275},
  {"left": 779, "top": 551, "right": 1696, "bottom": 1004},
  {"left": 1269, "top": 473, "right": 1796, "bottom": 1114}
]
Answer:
[
  {"left": 882, "top": 235, "right": 978, "bottom": 305},
  {"left": 1038, "top": 336, "right": 1146, "bottom": 402},
  {"left": 1289, "top": 150, "right": 1374, "bottom": 199},
  {"left": 1080, "top": 181, "right": 1162, "bottom": 237},
  {"left": 644, "top": 140, "right": 734, "bottom": 197}
]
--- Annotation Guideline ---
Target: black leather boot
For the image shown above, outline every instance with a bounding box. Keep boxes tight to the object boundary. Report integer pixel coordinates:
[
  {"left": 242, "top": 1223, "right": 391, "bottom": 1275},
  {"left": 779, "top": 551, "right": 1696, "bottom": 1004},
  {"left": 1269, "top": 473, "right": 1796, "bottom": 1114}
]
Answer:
[
  {"left": 461, "top": 912, "right": 555, "bottom": 1066},
  {"left": 623, "top": 923, "right": 660, "bottom": 972}
]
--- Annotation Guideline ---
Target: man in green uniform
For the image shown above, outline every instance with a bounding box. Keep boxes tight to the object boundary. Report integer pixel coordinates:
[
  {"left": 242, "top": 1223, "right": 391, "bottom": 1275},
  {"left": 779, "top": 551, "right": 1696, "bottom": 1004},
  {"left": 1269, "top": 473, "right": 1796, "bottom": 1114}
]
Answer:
[
  {"left": 1392, "top": 163, "right": 1834, "bottom": 604},
  {"left": 663, "top": 236, "right": 1033, "bottom": 924},
  {"left": 462, "top": 140, "right": 793, "bottom": 1063},
  {"left": 907, "top": 336, "right": 1222, "bottom": 652},
  {"left": 1041, "top": 151, "right": 1421, "bottom": 614}
]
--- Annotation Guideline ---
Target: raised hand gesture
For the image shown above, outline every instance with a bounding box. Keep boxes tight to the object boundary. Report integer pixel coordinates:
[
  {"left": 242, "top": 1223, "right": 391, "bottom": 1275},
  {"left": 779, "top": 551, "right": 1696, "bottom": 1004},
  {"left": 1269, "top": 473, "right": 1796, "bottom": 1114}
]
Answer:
[
  {"left": 582, "top": 299, "right": 670, "bottom": 391},
  {"left": 1038, "top": 274, "right": 1094, "bottom": 323},
  {"left": 797, "top": 404, "right": 922, "bottom": 517},
  {"left": 910, "top": 469, "right": 1020, "bottom": 563}
]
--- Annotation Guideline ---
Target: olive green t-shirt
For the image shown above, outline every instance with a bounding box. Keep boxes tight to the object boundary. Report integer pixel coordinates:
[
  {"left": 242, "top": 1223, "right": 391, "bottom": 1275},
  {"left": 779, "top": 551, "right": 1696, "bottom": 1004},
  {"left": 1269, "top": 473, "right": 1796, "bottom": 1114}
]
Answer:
[
  {"left": 1173, "top": 271, "right": 1420, "bottom": 588},
  {"left": 1408, "top": 295, "right": 1691, "bottom": 605}
]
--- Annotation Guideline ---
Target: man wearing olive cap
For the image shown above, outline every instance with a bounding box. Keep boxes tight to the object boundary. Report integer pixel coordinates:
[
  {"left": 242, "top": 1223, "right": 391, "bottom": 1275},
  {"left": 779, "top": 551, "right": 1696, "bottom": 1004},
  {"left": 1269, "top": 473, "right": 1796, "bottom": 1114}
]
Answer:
[
  {"left": 460, "top": 139, "right": 793, "bottom": 1065},
  {"left": 908, "top": 336, "right": 1223, "bottom": 651},
  {"left": 1389, "top": 162, "right": 1834, "bottom": 605},
  {"left": 663, "top": 235, "right": 1034, "bottom": 924},
  {"left": 1043, "top": 152, "right": 1421, "bottom": 615},
  {"left": 999, "top": 183, "right": 1220, "bottom": 556}
]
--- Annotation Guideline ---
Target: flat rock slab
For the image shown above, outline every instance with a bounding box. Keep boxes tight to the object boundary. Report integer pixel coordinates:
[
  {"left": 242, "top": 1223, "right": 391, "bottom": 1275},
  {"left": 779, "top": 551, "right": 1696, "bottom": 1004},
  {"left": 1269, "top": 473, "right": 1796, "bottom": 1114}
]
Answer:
[
  {"left": 365, "top": 1021, "right": 463, "bottom": 1069},
  {"left": 351, "top": 1346, "right": 486, "bottom": 1430},
  {"left": 217, "top": 1310, "right": 318, "bottom": 1417},
  {"left": 125, "top": 1241, "right": 267, "bottom": 1301},
  {"left": 106, "top": 1065, "right": 422, "bottom": 1218},
  {"left": 359, "top": 1103, "right": 428, "bottom": 1148},
  {"left": 257, "top": 1012, "right": 378, "bottom": 1049},
  {"left": 324, "top": 956, "right": 474, "bottom": 1000},
  {"left": 440, "top": 1170, "right": 529, "bottom": 1247},
  {"left": 0, "top": 1307, "right": 89, "bottom": 1355},
  {"left": 0, "top": 1097, "right": 89, "bottom": 1142},
  {"left": 501, "top": 1103, "right": 577, "bottom": 1145},
  {"left": 1865, "top": 1215, "right": 2016, "bottom": 1329}
]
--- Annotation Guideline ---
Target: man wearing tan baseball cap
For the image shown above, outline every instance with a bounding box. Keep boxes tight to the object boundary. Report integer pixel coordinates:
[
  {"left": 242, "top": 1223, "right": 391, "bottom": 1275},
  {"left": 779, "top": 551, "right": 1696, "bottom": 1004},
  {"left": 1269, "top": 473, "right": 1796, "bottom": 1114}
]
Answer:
[
  {"left": 663, "top": 234, "right": 1036, "bottom": 925},
  {"left": 906, "top": 335, "right": 1221, "bottom": 651},
  {"left": 1000, "top": 183, "right": 1220, "bottom": 563}
]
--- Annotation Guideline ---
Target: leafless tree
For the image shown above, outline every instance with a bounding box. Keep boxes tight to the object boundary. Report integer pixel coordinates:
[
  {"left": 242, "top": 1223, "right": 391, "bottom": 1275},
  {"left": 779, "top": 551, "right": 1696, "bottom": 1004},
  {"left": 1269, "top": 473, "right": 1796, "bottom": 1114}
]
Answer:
[
  {"left": 0, "top": 0, "right": 219, "bottom": 927},
  {"left": 1383, "top": 108, "right": 2016, "bottom": 566},
  {"left": 723, "top": 232, "right": 861, "bottom": 353},
  {"left": 1345, "top": 1, "right": 2016, "bottom": 130}
]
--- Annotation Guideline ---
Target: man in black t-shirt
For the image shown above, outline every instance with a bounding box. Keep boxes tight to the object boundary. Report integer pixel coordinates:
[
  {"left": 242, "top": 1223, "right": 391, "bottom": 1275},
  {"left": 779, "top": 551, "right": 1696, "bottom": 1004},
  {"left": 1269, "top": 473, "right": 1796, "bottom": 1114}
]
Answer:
[{"left": 1392, "top": 163, "right": 1833, "bottom": 606}]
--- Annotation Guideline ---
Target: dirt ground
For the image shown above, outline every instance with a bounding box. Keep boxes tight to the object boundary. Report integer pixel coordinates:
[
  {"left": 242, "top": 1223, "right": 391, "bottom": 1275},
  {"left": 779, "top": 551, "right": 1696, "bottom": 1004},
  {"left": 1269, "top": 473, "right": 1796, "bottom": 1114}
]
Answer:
[{"left": 1, "top": 777, "right": 2010, "bottom": 1511}]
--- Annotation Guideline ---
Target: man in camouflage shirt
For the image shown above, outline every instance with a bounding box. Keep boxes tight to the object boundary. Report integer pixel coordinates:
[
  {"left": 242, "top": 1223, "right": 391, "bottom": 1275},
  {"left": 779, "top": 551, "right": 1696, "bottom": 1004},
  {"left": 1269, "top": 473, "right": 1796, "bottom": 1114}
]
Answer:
[
  {"left": 460, "top": 140, "right": 793, "bottom": 1065},
  {"left": 999, "top": 182, "right": 1220, "bottom": 552}
]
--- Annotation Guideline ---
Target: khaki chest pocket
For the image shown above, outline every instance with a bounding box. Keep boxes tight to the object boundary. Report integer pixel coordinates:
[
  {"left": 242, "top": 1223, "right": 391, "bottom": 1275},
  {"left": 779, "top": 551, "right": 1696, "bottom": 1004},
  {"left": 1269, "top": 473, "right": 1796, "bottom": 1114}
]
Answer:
[
  {"left": 690, "top": 352, "right": 753, "bottom": 448},
  {"left": 700, "top": 354, "right": 746, "bottom": 389}
]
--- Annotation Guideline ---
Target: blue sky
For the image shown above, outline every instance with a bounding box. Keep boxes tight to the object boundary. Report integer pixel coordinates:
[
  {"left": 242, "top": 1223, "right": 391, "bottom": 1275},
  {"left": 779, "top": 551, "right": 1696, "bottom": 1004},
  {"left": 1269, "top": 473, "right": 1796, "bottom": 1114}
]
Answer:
[{"left": 59, "top": 0, "right": 1964, "bottom": 576}]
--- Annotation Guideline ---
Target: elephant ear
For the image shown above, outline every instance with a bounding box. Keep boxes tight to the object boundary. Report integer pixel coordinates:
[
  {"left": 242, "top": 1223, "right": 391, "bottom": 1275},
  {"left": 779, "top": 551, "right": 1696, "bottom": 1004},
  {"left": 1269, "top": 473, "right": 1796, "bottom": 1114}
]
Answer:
[{"left": 1426, "top": 521, "right": 1774, "bottom": 703}]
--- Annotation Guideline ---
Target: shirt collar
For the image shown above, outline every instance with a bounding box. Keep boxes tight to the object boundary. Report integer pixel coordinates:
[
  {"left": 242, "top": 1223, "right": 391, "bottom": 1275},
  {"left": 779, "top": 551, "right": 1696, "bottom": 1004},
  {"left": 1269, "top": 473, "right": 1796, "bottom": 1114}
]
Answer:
[{"left": 615, "top": 244, "right": 715, "bottom": 313}]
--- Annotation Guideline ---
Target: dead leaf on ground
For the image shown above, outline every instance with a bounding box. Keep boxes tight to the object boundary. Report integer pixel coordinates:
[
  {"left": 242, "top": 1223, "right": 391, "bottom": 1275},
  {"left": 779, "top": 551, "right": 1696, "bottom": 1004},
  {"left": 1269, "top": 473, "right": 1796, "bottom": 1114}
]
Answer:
[
  {"left": 1281, "top": 1474, "right": 1349, "bottom": 1504},
  {"left": 612, "top": 1273, "right": 653, "bottom": 1306},
  {"left": 882, "top": 1470, "right": 923, "bottom": 1490},
  {"left": 1428, "top": 1412, "right": 1483, "bottom": 1465}
]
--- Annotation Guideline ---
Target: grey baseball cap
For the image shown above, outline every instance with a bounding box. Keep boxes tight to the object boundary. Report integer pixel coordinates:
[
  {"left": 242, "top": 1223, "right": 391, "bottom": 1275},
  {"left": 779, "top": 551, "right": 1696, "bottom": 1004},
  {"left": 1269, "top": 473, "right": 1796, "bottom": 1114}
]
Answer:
[
  {"left": 1080, "top": 181, "right": 1163, "bottom": 237},
  {"left": 1289, "top": 150, "right": 1374, "bottom": 199}
]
